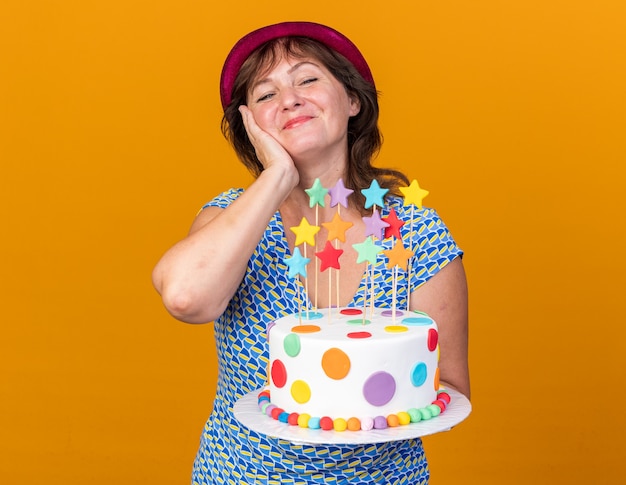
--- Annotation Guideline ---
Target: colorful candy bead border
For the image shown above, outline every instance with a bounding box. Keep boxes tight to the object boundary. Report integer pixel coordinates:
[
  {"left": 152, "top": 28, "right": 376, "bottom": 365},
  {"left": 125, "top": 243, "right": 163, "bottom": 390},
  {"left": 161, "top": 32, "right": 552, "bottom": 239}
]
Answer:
[{"left": 257, "top": 389, "right": 451, "bottom": 432}]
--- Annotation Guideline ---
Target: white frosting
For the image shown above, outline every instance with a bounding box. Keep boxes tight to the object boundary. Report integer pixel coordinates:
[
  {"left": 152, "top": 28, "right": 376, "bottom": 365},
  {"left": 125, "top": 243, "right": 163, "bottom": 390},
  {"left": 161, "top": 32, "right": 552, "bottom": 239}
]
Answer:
[{"left": 267, "top": 307, "right": 439, "bottom": 420}]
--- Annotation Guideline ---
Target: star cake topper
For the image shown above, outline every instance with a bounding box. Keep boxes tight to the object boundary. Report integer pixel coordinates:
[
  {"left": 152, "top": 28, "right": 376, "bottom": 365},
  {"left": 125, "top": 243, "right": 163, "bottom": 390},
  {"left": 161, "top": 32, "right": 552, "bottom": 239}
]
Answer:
[
  {"left": 361, "top": 179, "right": 389, "bottom": 209},
  {"left": 284, "top": 247, "right": 310, "bottom": 278},
  {"left": 290, "top": 217, "right": 320, "bottom": 247},
  {"left": 352, "top": 236, "right": 383, "bottom": 265},
  {"left": 315, "top": 240, "right": 344, "bottom": 272},
  {"left": 328, "top": 179, "right": 354, "bottom": 209},
  {"left": 305, "top": 178, "right": 329, "bottom": 208},
  {"left": 383, "top": 240, "right": 414, "bottom": 271},
  {"left": 383, "top": 207, "right": 405, "bottom": 239},
  {"left": 321, "top": 212, "right": 353, "bottom": 242},
  {"left": 362, "top": 207, "right": 390, "bottom": 240},
  {"left": 399, "top": 179, "right": 429, "bottom": 209}
]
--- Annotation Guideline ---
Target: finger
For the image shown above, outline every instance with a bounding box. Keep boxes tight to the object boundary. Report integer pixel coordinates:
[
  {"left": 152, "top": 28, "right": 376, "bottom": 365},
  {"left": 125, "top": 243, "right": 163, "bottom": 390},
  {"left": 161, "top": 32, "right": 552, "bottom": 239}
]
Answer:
[{"left": 239, "top": 105, "right": 259, "bottom": 143}]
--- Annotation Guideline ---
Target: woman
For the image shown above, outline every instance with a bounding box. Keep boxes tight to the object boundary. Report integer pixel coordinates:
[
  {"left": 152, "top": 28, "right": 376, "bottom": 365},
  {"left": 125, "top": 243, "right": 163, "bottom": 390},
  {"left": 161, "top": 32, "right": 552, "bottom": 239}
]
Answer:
[{"left": 153, "top": 21, "right": 469, "bottom": 484}]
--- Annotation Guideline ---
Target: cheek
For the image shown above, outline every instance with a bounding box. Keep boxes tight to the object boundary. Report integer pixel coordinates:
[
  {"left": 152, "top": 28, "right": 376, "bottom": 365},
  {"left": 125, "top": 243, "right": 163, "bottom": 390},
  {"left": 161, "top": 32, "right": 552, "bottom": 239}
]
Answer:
[{"left": 250, "top": 107, "right": 275, "bottom": 132}]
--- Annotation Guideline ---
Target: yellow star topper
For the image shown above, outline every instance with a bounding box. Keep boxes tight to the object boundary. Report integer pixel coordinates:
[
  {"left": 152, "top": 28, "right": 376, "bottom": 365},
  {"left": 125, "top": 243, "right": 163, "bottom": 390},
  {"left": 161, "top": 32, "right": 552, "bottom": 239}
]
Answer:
[
  {"left": 383, "top": 240, "right": 414, "bottom": 271},
  {"left": 290, "top": 217, "right": 320, "bottom": 247},
  {"left": 321, "top": 212, "right": 353, "bottom": 243},
  {"left": 400, "top": 179, "right": 429, "bottom": 209}
]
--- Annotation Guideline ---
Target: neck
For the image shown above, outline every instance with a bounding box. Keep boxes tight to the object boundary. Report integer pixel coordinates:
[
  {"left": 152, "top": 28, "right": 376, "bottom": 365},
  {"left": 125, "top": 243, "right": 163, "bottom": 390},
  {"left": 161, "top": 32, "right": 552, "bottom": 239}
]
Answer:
[{"left": 290, "top": 140, "right": 349, "bottom": 187}]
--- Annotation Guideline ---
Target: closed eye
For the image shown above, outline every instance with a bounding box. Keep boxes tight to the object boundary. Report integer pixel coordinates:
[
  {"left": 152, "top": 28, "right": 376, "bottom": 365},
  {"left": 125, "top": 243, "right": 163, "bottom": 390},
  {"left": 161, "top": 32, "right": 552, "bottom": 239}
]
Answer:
[
  {"left": 256, "top": 92, "right": 275, "bottom": 102},
  {"left": 301, "top": 77, "right": 318, "bottom": 85}
]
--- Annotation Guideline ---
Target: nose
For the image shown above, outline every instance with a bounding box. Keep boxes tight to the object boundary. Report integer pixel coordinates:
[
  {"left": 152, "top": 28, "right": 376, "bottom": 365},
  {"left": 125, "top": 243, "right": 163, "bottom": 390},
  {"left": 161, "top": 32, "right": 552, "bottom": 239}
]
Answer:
[{"left": 280, "top": 87, "right": 303, "bottom": 110}]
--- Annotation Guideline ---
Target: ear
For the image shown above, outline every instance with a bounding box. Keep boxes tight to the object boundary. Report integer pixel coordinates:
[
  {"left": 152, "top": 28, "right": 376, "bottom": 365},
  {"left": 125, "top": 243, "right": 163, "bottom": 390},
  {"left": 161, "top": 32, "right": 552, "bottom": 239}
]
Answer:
[{"left": 348, "top": 94, "right": 361, "bottom": 117}]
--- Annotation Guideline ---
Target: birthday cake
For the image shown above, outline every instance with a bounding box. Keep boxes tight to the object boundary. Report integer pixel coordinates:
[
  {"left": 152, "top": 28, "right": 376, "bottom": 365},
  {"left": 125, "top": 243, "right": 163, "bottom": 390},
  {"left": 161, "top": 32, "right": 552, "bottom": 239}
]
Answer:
[
  {"left": 260, "top": 307, "right": 450, "bottom": 431},
  {"left": 254, "top": 178, "right": 452, "bottom": 432}
]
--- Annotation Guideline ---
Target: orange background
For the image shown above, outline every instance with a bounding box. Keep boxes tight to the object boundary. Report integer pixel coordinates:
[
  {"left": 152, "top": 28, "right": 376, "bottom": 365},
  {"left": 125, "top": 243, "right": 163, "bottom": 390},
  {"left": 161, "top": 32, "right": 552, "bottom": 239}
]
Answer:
[{"left": 2, "top": 1, "right": 625, "bottom": 483}]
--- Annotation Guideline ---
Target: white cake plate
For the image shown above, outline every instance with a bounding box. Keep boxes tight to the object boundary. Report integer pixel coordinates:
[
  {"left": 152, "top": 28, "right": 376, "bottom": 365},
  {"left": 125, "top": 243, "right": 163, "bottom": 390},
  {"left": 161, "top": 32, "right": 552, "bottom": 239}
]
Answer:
[{"left": 233, "top": 388, "right": 471, "bottom": 445}]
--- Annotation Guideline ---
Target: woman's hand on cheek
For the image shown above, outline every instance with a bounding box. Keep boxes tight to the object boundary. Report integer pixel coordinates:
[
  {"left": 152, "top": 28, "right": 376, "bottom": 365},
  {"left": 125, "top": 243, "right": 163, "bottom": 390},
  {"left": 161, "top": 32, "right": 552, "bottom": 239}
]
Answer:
[{"left": 239, "top": 106, "right": 298, "bottom": 178}]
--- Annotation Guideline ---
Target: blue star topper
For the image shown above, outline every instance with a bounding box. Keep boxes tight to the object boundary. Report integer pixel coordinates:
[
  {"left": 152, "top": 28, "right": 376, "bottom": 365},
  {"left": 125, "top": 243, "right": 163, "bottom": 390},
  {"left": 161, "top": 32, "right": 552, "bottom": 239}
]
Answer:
[
  {"left": 361, "top": 179, "right": 389, "bottom": 209},
  {"left": 284, "top": 247, "right": 310, "bottom": 278}
]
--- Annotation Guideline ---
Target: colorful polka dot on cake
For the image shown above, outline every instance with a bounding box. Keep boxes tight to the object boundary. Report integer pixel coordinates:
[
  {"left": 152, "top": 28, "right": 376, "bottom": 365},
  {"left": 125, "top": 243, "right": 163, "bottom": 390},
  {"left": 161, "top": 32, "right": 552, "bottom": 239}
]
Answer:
[
  {"left": 270, "top": 360, "right": 287, "bottom": 388},
  {"left": 402, "top": 316, "right": 434, "bottom": 326},
  {"left": 321, "top": 347, "right": 351, "bottom": 380},
  {"left": 291, "top": 324, "right": 321, "bottom": 334},
  {"left": 347, "top": 331, "right": 372, "bottom": 339},
  {"left": 410, "top": 362, "right": 427, "bottom": 387},
  {"left": 384, "top": 325, "right": 408, "bottom": 333},
  {"left": 428, "top": 328, "right": 438, "bottom": 351},
  {"left": 363, "top": 371, "right": 396, "bottom": 406},
  {"left": 290, "top": 380, "right": 311, "bottom": 403},
  {"left": 340, "top": 308, "right": 362, "bottom": 315},
  {"left": 283, "top": 333, "right": 301, "bottom": 356},
  {"left": 381, "top": 309, "right": 404, "bottom": 317}
]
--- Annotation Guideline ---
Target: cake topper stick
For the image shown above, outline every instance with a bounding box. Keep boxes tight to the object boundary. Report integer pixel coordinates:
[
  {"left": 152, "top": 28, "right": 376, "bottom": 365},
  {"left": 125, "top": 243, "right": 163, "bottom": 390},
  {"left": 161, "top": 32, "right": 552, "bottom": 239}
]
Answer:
[
  {"left": 406, "top": 206, "right": 414, "bottom": 311},
  {"left": 399, "top": 179, "right": 429, "bottom": 310},
  {"left": 336, "top": 258, "right": 340, "bottom": 310},
  {"left": 382, "top": 239, "right": 414, "bottom": 322},
  {"left": 305, "top": 178, "right": 328, "bottom": 311},
  {"left": 315, "top": 240, "right": 343, "bottom": 321},
  {"left": 353, "top": 236, "right": 382, "bottom": 323},
  {"left": 391, "top": 266, "right": 398, "bottom": 325},
  {"left": 361, "top": 204, "right": 389, "bottom": 317},
  {"left": 328, "top": 268, "right": 332, "bottom": 321},
  {"left": 362, "top": 263, "right": 368, "bottom": 324},
  {"left": 328, "top": 179, "right": 354, "bottom": 309},
  {"left": 297, "top": 279, "right": 303, "bottom": 323},
  {"left": 382, "top": 207, "right": 405, "bottom": 322},
  {"left": 361, "top": 180, "right": 389, "bottom": 315},
  {"left": 284, "top": 247, "right": 311, "bottom": 324},
  {"left": 321, "top": 211, "right": 353, "bottom": 312},
  {"left": 290, "top": 217, "right": 320, "bottom": 317},
  {"left": 315, "top": 205, "right": 319, "bottom": 311}
]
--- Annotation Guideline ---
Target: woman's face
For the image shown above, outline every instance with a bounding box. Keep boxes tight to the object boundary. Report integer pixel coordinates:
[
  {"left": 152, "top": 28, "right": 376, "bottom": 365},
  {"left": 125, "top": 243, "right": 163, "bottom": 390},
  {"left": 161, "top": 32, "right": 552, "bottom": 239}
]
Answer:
[{"left": 246, "top": 55, "right": 360, "bottom": 163}]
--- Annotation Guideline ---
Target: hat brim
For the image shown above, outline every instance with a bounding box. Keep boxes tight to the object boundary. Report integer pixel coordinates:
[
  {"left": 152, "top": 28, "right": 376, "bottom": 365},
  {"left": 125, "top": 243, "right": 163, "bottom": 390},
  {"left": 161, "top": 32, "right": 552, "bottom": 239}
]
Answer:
[{"left": 219, "top": 21, "right": 374, "bottom": 109}]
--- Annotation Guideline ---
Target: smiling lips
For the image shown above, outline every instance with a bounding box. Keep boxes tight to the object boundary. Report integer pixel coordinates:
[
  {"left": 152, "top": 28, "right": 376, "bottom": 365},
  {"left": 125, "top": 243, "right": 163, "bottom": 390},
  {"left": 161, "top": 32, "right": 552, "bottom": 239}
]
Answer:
[{"left": 283, "top": 116, "right": 314, "bottom": 130}]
